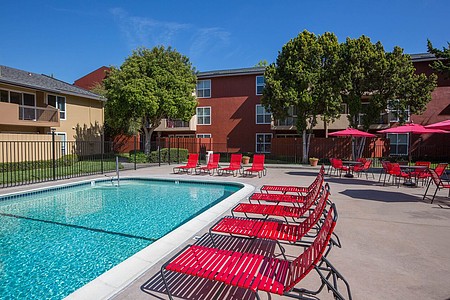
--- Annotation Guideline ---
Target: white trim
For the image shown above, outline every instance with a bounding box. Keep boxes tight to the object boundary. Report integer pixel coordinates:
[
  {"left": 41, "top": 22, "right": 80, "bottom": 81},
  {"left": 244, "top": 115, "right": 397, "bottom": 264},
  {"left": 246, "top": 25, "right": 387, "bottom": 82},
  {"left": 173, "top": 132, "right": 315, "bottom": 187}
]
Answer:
[
  {"left": 255, "top": 133, "right": 272, "bottom": 153},
  {"left": 196, "top": 106, "right": 211, "bottom": 125},
  {"left": 47, "top": 93, "right": 67, "bottom": 120},
  {"left": 255, "top": 104, "right": 271, "bottom": 124},
  {"left": 196, "top": 79, "right": 211, "bottom": 98},
  {"left": 256, "top": 75, "right": 265, "bottom": 95}
]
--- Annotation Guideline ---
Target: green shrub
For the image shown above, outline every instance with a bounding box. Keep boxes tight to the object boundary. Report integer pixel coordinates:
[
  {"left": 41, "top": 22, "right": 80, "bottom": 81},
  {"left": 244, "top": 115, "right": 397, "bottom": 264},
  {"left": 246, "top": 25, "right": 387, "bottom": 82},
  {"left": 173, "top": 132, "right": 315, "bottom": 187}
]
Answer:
[
  {"left": 127, "top": 151, "right": 149, "bottom": 163},
  {"left": 149, "top": 148, "right": 188, "bottom": 163},
  {"left": 58, "top": 154, "right": 79, "bottom": 166}
]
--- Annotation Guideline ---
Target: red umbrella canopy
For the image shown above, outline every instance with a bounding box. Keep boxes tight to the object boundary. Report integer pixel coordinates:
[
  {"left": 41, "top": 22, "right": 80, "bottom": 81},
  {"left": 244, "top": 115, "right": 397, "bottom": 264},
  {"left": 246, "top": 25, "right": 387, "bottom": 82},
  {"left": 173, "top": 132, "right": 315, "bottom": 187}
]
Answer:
[
  {"left": 378, "top": 123, "right": 448, "bottom": 134},
  {"left": 425, "top": 119, "right": 450, "bottom": 131},
  {"left": 328, "top": 128, "right": 376, "bottom": 137}
]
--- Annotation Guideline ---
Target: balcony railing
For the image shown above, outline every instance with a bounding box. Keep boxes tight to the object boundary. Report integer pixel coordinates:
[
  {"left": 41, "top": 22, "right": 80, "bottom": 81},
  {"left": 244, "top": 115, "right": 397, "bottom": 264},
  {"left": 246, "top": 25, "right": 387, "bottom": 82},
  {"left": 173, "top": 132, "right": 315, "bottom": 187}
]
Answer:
[
  {"left": 19, "top": 105, "right": 59, "bottom": 123},
  {"left": 0, "top": 102, "right": 59, "bottom": 127},
  {"left": 166, "top": 119, "right": 190, "bottom": 128}
]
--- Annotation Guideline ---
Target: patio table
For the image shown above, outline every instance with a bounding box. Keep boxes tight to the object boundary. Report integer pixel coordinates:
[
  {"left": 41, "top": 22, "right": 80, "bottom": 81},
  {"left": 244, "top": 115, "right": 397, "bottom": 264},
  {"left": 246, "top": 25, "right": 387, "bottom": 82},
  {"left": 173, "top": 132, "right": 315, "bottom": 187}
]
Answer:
[
  {"left": 342, "top": 161, "right": 362, "bottom": 178},
  {"left": 399, "top": 165, "right": 428, "bottom": 187}
]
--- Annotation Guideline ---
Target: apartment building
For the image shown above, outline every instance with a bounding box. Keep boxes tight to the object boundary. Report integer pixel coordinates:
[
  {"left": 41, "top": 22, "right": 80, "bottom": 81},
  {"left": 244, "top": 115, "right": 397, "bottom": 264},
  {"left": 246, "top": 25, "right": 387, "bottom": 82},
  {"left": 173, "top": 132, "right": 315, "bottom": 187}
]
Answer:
[
  {"left": 0, "top": 65, "right": 105, "bottom": 144},
  {"left": 74, "top": 54, "right": 449, "bottom": 157}
]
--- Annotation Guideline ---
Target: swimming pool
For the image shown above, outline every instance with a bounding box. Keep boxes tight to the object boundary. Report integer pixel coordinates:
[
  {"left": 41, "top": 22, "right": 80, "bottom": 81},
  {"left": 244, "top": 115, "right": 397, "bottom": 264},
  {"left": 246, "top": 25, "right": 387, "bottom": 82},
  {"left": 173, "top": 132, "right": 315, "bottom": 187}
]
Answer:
[{"left": 0, "top": 178, "right": 243, "bottom": 299}]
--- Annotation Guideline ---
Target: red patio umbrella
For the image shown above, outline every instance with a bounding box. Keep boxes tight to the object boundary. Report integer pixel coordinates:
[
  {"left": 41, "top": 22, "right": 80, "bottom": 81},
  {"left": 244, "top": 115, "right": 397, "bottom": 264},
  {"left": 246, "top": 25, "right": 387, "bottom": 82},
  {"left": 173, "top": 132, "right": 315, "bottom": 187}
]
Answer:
[
  {"left": 378, "top": 123, "right": 448, "bottom": 134},
  {"left": 328, "top": 128, "right": 376, "bottom": 138},
  {"left": 378, "top": 123, "right": 448, "bottom": 161},
  {"left": 328, "top": 128, "right": 376, "bottom": 159},
  {"left": 424, "top": 119, "right": 450, "bottom": 131}
]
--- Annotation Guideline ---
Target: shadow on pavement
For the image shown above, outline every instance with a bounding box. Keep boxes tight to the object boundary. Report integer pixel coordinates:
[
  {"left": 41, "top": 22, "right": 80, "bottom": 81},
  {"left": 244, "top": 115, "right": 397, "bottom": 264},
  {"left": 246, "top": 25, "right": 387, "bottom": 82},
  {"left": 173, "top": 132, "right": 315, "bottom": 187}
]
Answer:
[{"left": 340, "top": 189, "right": 421, "bottom": 203}]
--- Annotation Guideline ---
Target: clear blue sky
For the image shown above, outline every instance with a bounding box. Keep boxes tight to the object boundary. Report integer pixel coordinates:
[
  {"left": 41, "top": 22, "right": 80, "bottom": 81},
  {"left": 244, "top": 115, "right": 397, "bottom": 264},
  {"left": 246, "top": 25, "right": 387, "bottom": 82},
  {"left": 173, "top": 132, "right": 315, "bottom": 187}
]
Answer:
[{"left": 1, "top": 0, "right": 448, "bottom": 84}]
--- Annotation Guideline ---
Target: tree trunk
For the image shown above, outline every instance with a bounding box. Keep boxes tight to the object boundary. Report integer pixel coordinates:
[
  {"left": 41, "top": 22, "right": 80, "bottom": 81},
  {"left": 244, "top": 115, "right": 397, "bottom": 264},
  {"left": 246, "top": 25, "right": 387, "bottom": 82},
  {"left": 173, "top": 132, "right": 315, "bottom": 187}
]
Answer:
[{"left": 143, "top": 126, "right": 155, "bottom": 154}]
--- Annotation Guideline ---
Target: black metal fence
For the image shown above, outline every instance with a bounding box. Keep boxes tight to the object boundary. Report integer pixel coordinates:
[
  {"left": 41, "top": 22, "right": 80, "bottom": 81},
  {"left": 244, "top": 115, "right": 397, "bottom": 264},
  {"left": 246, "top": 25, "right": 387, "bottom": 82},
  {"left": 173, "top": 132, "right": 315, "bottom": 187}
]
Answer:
[{"left": 1, "top": 135, "right": 449, "bottom": 188}]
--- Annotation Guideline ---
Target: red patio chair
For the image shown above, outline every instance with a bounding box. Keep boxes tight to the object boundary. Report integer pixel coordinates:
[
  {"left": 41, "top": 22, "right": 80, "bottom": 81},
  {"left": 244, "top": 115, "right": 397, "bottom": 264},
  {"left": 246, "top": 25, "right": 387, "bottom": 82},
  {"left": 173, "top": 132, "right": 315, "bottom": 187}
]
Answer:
[
  {"left": 352, "top": 160, "right": 373, "bottom": 179},
  {"left": 172, "top": 153, "right": 199, "bottom": 174},
  {"left": 161, "top": 204, "right": 352, "bottom": 300},
  {"left": 217, "top": 153, "right": 243, "bottom": 176},
  {"left": 195, "top": 153, "right": 220, "bottom": 175},
  {"left": 329, "top": 158, "right": 349, "bottom": 178},
  {"left": 243, "top": 154, "right": 266, "bottom": 177},
  {"left": 423, "top": 167, "right": 450, "bottom": 203},
  {"left": 389, "top": 163, "right": 411, "bottom": 188},
  {"left": 410, "top": 161, "right": 431, "bottom": 185}
]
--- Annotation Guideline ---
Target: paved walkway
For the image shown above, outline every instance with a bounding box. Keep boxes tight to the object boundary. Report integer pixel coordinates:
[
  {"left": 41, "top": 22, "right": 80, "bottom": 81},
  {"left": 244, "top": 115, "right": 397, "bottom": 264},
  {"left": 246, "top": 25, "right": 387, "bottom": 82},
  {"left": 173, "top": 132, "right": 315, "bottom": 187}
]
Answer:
[{"left": 2, "top": 164, "right": 449, "bottom": 299}]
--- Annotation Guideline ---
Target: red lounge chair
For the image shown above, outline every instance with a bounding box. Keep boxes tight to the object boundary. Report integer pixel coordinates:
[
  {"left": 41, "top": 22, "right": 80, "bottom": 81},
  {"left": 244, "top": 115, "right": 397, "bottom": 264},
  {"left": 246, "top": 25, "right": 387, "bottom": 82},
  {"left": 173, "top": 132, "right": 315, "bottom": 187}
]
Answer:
[
  {"left": 210, "top": 186, "right": 329, "bottom": 244},
  {"left": 243, "top": 154, "right": 266, "bottom": 177},
  {"left": 389, "top": 163, "right": 411, "bottom": 187},
  {"left": 259, "top": 170, "right": 324, "bottom": 195},
  {"left": 172, "top": 153, "right": 199, "bottom": 174},
  {"left": 233, "top": 182, "right": 326, "bottom": 223},
  {"left": 423, "top": 167, "right": 450, "bottom": 203},
  {"left": 250, "top": 174, "right": 323, "bottom": 205},
  {"left": 195, "top": 153, "right": 220, "bottom": 175},
  {"left": 218, "top": 153, "right": 242, "bottom": 176},
  {"left": 161, "top": 204, "right": 352, "bottom": 300}
]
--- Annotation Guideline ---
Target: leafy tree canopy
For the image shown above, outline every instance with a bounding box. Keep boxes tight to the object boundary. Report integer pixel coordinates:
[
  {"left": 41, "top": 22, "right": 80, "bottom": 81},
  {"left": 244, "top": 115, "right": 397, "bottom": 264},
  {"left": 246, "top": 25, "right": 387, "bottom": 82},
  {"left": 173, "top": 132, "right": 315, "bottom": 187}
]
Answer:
[
  {"left": 427, "top": 39, "right": 450, "bottom": 78},
  {"left": 262, "top": 30, "right": 344, "bottom": 161},
  {"left": 104, "top": 46, "right": 197, "bottom": 153}
]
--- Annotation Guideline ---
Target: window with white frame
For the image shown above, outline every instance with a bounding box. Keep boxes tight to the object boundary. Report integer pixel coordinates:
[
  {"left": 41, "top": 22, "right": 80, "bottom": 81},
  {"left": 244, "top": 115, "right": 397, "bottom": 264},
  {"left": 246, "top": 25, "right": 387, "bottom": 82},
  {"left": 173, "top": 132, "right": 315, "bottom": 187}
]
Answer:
[
  {"left": 256, "top": 133, "right": 272, "bottom": 153},
  {"left": 256, "top": 104, "right": 271, "bottom": 124},
  {"left": 387, "top": 133, "right": 408, "bottom": 156},
  {"left": 256, "top": 76, "right": 265, "bottom": 95},
  {"left": 47, "top": 94, "right": 66, "bottom": 120},
  {"left": 196, "top": 107, "right": 211, "bottom": 125},
  {"left": 387, "top": 100, "right": 410, "bottom": 122},
  {"left": 196, "top": 80, "right": 211, "bottom": 98},
  {"left": 196, "top": 134, "right": 212, "bottom": 138}
]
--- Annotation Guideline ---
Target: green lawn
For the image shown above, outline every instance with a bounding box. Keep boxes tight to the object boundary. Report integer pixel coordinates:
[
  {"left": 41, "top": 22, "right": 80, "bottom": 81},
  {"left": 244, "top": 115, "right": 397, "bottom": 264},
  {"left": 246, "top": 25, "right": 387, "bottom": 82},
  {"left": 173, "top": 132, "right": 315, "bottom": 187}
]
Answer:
[{"left": 0, "top": 160, "right": 121, "bottom": 185}]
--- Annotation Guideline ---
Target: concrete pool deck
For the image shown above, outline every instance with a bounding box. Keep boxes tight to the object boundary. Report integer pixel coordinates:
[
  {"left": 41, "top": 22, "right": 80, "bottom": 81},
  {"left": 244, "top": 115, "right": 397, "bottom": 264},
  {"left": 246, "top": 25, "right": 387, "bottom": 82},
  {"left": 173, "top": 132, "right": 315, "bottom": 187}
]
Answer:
[{"left": 2, "top": 164, "right": 450, "bottom": 299}]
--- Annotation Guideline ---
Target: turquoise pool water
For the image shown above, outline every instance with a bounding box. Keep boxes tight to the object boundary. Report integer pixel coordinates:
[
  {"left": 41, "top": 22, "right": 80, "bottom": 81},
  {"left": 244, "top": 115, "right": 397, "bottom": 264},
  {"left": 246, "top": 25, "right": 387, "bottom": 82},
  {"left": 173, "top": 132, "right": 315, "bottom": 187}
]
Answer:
[{"left": 0, "top": 178, "right": 241, "bottom": 299}]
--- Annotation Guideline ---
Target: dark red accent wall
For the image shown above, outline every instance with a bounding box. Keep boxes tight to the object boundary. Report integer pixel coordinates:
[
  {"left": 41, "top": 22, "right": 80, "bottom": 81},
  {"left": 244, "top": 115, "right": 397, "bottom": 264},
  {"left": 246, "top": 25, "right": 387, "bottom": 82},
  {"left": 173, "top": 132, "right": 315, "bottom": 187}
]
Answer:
[
  {"left": 74, "top": 66, "right": 110, "bottom": 90},
  {"left": 197, "top": 74, "right": 270, "bottom": 153}
]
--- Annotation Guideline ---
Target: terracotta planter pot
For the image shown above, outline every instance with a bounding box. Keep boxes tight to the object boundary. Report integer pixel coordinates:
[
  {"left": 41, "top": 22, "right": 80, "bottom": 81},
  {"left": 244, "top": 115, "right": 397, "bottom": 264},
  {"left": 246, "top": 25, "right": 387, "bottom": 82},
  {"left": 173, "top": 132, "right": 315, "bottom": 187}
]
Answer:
[
  {"left": 309, "top": 158, "right": 319, "bottom": 166},
  {"left": 242, "top": 157, "right": 250, "bottom": 164}
]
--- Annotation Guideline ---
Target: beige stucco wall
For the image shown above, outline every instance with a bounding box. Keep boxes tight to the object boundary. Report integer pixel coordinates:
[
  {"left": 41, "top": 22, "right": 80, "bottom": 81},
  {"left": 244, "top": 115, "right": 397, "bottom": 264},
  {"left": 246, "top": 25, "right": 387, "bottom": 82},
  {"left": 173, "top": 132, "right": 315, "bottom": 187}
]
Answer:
[
  {"left": 1, "top": 82, "right": 104, "bottom": 142},
  {"left": 56, "top": 95, "right": 104, "bottom": 142}
]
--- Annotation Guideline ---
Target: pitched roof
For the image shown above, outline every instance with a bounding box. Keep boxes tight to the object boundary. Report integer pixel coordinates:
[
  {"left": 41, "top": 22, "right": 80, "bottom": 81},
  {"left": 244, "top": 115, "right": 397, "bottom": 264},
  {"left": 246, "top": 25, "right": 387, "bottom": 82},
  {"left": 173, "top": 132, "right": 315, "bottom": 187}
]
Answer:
[
  {"left": 409, "top": 53, "right": 436, "bottom": 62},
  {"left": 0, "top": 65, "right": 105, "bottom": 101},
  {"left": 198, "top": 66, "right": 265, "bottom": 78}
]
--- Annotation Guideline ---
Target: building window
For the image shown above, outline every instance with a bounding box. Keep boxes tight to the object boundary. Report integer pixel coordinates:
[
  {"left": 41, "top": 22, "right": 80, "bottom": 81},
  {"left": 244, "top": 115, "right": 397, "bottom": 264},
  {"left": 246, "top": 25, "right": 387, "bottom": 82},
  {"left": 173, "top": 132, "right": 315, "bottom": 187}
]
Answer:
[
  {"left": 196, "top": 134, "right": 212, "bottom": 138},
  {"left": 340, "top": 103, "right": 348, "bottom": 114},
  {"left": 387, "top": 133, "right": 408, "bottom": 156},
  {"left": 388, "top": 100, "right": 410, "bottom": 122},
  {"left": 0, "top": 89, "right": 8, "bottom": 102},
  {"left": 256, "top": 133, "right": 272, "bottom": 153},
  {"left": 47, "top": 95, "right": 66, "bottom": 120},
  {"left": 256, "top": 104, "right": 271, "bottom": 124},
  {"left": 256, "top": 76, "right": 265, "bottom": 95},
  {"left": 196, "top": 107, "right": 211, "bottom": 125},
  {"left": 196, "top": 80, "right": 211, "bottom": 98}
]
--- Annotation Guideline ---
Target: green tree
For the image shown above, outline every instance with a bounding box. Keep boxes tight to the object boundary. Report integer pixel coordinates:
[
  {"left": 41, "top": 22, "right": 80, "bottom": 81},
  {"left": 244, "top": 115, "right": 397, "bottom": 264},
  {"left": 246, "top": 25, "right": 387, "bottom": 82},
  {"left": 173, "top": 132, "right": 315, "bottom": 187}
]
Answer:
[
  {"left": 341, "top": 37, "right": 436, "bottom": 128},
  {"left": 104, "top": 46, "right": 198, "bottom": 154},
  {"left": 255, "top": 60, "right": 268, "bottom": 67},
  {"left": 262, "top": 30, "right": 343, "bottom": 162},
  {"left": 427, "top": 39, "right": 450, "bottom": 78}
]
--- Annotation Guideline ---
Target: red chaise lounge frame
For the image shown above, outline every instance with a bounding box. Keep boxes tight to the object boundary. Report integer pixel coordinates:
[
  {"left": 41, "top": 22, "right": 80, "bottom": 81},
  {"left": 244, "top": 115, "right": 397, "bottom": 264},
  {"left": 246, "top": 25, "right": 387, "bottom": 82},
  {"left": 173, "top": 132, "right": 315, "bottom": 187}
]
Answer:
[{"left": 161, "top": 204, "right": 352, "bottom": 300}]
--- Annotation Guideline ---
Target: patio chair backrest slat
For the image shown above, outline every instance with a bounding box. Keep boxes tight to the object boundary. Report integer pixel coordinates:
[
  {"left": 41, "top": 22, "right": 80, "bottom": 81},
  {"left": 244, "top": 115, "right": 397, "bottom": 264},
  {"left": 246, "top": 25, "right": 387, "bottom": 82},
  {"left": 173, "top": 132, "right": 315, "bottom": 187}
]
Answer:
[
  {"left": 229, "top": 154, "right": 242, "bottom": 168},
  {"left": 187, "top": 154, "right": 199, "bottom": 167},
  {"left": 434, "top": 163, "right": 448, "bottom": 177},
  {"left": 285, "top": 203, "right": 337, "bottom": 291},
  {"left": 252, "top": 154, "right": 265, "bottom": 169},
  {"left": 207, "top": 153, "right": 220, "bottom": 168}
]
